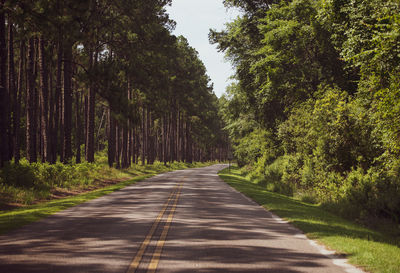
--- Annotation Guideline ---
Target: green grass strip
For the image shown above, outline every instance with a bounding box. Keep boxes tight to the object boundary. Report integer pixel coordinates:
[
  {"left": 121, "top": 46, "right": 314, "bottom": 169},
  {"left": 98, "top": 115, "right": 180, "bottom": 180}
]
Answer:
[
  {"left": 219, "top": 166, "right": 400, "bottom": 273},
  {"left": 0, "top": 174, "right": 153, "bottom": 235},
  {"left": 0, "top": 161, "right": 217, "bottom": 235}
]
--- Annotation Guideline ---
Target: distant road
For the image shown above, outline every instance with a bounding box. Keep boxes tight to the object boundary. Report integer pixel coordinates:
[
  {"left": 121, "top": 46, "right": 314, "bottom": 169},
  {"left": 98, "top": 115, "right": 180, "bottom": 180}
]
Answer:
[{"left": 0, "top": 164, "right": 354, "bottom": 272}]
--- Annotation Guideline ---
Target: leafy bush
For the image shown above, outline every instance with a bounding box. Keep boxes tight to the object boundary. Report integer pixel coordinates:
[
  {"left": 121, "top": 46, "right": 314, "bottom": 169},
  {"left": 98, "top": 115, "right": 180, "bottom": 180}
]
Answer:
[
  {"left": 246, "top": 87, "right": 400, "bottom": 223},
  {"left": 0, "top": 160, "right": 36, "bottom": 188},
  {"left": 264, "top": 156, "right": 286, "bottom": 185},
  {"left": 252, "top": 155, "right": 297, "bottom": 196},
  {"left": 234, "top": 128, "right": 280, "bottom": 167},
  {"left": 220, "top": 0, "right": 400, "bottom": 226},
  {"left": 0, "top": 159, "right": 111, "bottom": 204},
  {"left": 339, "top": 163, "right": 400, "bottom": 223}
]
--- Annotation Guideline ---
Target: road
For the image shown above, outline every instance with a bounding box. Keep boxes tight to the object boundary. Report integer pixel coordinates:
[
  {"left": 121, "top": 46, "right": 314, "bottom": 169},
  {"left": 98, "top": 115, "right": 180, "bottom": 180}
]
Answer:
[{"left": 0, "top": 164, "right": 361, "bottom": 273}]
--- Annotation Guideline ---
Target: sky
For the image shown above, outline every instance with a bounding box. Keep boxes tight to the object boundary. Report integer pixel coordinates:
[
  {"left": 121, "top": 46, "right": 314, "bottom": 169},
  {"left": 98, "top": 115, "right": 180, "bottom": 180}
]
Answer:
[{"left": 166, "top": 0, "right": 240, "bottom": 98}]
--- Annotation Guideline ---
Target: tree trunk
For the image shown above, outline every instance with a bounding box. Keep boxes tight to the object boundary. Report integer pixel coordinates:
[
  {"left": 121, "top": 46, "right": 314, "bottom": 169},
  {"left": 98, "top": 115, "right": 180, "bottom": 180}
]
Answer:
[
  {"left": 39, "top": 36, "right": 49, "bottom": 162},
  {"left": 122, "top": 123, "right": 128, "bottom": 168},
  {"left": 177, "top": 108, "right": 183, "bottom": 161},
  {"left": 84, "top": 94, "right": 87, "bottom": 149},
  {"left": 107, "top": 107, "right": 115, "bottom": 167},
  {"left": 181, "top": 111, "right": 184, "bottom": 162},
  {"left": 162, "top": 114, "right": 166, "bottom": 164},
  {"left": 127, "top": 82, "right": 132, "bottom": 166},
  {"left": 38, "top": 76, "right": 43, "bottom": 160},
  {"left": 33, "top": 38, "right": 40, "bottom": 162},
  {"left": 166, "top": 113, "right": 171, "bottom": 163},
  {"left": 0, "top": 1, "right": 9, "bottom": 167},
  {"left": 132, "top": 127, "right": 136, "bottom": 164},
  {"left": 75, "top": 90, "right": 82, "bottom": 163},
  {"left": 186, "top": 120, "right": 192, "bottom": 163},
  {"left": 177, "top": 108, "right": 180, "bottom": 161},
  {"left": 141, "top": 107, "right": 146, "bottom": 165},
  {"left": 57, "top": 39, "right": 64, "bottom": 163},
  {"left": 7, "top": 18, "right": 16, "bottom": 161},
  {"left": 14, "top": 40, "right": 24, "bottom": 163},
  {"left": 49, "top": 38, "right": 62, "bottom": 163},
  {"left": 115, "top": 123, "right": 121, "bottom": 169},
  {"left": 63, "top": 43, "right": 72, "bottom": 162},
  {"left": 146, "top": 109, "right": 151, "bottom": 164},
  {"left": 47, "top": 45, "right": 54, "bottom": 163},
  {"left": 128, "top": 127, "right": 133, "bottom": 166},
  {"left": 179, "top": 110, "right": 184, "bottom": 161},
  {"left": 86, "top": 51, "right": 95, "bottom": 162},
  {"left": 170, "top": 107, "right": 176, "bottom": 162},
  {"left": 26, "top": 37, "right": 37, "bottom": 163},
  {"left": 96, "top": 107, "right": 105, "bottom": 152},
  {"left": 122, "top": 87, "right": 129, "bottom": 168},
  {"left": 134, "top": 126, "right": 139, "bottom": 164},
  {"left": 158, "top": 126, "right": 162, "bottom": 162}
]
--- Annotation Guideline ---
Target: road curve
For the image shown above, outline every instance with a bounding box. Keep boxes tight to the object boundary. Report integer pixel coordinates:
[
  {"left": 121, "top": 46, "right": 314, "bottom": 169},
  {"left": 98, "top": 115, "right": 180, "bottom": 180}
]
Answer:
[{"left": 0, "top": 164, "right": 358, "bottom": 273}]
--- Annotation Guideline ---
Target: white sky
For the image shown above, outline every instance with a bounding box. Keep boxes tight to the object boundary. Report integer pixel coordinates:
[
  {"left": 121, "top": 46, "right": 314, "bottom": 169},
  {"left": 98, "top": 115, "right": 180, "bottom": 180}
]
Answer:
[{"left": 166, "top": 0, "right": 240, "bottom": 97}]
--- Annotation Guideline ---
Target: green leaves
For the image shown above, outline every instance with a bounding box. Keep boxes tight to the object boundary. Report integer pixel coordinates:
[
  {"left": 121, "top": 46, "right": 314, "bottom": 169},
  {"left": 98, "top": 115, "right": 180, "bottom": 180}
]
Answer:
[{"left": 217, "top": 0, "right": 400, "bottom": 224}]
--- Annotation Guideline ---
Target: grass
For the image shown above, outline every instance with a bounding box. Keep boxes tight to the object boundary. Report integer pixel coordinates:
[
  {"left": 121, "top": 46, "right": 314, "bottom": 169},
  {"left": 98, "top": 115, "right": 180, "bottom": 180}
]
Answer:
[
  {"left": 218, "top": 166, "right": 400, "bottom": 273},
  {"left": 0, "top": 174, "right": 152, "bottom": 235},
  {"left": 0, "top": 158, "right": 214, "bottom": 206},
  {"left": 0, "top": 160, "right": 215, "bottom": 235}
]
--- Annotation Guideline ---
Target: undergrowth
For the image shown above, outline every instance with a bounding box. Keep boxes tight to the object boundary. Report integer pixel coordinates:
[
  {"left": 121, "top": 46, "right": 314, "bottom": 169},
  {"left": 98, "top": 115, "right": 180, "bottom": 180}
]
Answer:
[
  {"left": 219, "top": 166, "right": 400, "bottom": 273},
  {"left": 0, "top": 156, "right": 216, "bottom": 206}
]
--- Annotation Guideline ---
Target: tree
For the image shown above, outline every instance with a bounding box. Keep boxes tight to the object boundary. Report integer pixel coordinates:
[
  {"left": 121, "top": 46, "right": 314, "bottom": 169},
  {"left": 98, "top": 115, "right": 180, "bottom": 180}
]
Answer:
[
  {"left": 0, "top": 0, "right": 8, "bottom": 167},
  {"left": 1, "top": 0, "right": 228, "bottom": 168},
  {"left": 39, "top": 36, "right": 49, "bottom": 162},
  {"left": 26, "top": 37, "right": 37, "bottom": 163}
]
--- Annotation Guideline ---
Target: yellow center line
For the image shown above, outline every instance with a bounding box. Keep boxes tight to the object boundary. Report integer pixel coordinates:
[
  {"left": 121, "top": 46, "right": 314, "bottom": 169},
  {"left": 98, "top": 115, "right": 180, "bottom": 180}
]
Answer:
[
  {"left": 126, "top": 183, "right": 180, "bottom": 273},
  {"left": 147, "top": 182, "right": 183, "bottom": 273}
]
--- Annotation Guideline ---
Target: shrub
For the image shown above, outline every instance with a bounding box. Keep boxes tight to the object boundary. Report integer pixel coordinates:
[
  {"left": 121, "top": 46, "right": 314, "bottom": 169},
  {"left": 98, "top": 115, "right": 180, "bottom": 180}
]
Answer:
[
  {"left": 264, "top": 156, "right": 286, "bottom": 185},
  {"left": 281, "top": 154, "right": 303, "bottom": 195},
  {"left": 341, "top": 164, "right": 400, "bottom": 223},
  {"left": 259, "top": 155, "right": 298, "bottom": 196},
  {"left": 0, "top": 160, "right": 36, "bottom": 188},
  {"left": 0, "top": 159, "right": 109, "bottom": 204},
  {"left": 234, "top": 128, "right": 280, "bottom": 167}
]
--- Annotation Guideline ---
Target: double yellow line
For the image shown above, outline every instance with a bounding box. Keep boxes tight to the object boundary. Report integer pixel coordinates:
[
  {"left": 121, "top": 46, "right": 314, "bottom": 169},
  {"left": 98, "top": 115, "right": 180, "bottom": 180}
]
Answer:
[{"left": 127, "top": 181, "right": 184, "bottom": 273}]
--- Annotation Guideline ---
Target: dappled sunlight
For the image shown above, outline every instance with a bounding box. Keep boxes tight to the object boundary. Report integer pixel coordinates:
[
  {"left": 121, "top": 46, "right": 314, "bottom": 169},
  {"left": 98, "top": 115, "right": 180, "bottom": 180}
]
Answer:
[
  {"left": 0, "top": 174, "right": 183, "bottom": 272},
  {"left": 0, "top": 164, "right": 350, "bottom": 273},
  {"left": 155, "top": 165, "right": 349, "bottom": 272},
  {"left": 219, "top": 167, "right": 400, "bottom": 273}
]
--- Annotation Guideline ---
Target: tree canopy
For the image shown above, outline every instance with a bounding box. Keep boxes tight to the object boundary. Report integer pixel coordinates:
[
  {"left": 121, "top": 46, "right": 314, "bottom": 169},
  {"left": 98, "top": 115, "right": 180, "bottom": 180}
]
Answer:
[
  {"left": 214, "top": 0, "right": 400, "bottom": 224},
  {"left": 0, "top": 0, "right": 230, "bottom": 170}
]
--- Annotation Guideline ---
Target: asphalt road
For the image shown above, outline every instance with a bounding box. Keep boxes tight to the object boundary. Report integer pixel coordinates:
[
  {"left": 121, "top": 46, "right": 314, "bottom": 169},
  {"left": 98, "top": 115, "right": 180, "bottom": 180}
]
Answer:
[{"left": 0, "top": 164, "right": 361, "bottom": 273}]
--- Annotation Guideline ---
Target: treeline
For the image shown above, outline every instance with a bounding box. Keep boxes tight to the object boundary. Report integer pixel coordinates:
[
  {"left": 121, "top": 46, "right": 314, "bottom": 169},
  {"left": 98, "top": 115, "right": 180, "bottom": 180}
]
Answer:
[
  {"left": 213, "top": 0, "right": 400, "bottom": 223},
  {"left": 0, "top": 0, "right": 229, "bottom": 169}
]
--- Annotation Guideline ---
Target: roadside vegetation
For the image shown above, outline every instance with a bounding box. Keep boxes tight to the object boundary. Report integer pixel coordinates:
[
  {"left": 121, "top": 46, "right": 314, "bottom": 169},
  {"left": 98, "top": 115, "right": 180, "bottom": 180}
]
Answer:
[
  {"left": 214, "top": 0, "right": 400, "bottom": 230},
  {"left": 0, "top": 0, "right": 229, "bottom": 225},
  {"left": 0, "top": 0, "right": 229, "bottom": 173},
  {"left": 0, "top": 157, "right": 215, "bottom": 235},
  {"left": 0, "top": 152, "right": 214, "bottom": 207},
  {"left": 219, "top": 166, "right": 400, "bottom": 273}
]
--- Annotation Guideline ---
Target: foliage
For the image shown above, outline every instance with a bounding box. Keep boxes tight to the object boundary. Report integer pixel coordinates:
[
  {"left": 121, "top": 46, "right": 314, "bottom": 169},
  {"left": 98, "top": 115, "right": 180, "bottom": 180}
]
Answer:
[
  {"left": 0, "top": 158, "right": 116, "bottom": 204},
  {"left": 0, "top": 174, "right": 154, "bottom": 235},
  {"left": 233, "top": 128, "right": 278, "bottom": 167},
  {"left": 216, "top": 0, "right": 400, "bottom": 225},
  {"left": 0, "top": 156, "right": 215, "bottom": 206},
  {"left": 1, "top": 0, "right": 228, "bottom": 169},
  {"left": 372, "top": 81, "right": 400, "bottom": 155},
  {"left": 219, "top": 167, "right": 400, "bottom": 273}
]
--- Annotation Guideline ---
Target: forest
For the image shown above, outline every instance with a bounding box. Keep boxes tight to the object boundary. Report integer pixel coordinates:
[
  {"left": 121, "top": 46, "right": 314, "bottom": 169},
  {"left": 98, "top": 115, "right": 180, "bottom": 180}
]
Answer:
[
  {"left": 0, "top": 0, "right": 229, "bottom": 168},
  {"left": 1, "top": 0, "right": 399, "bottom": 227},
  {"left": 0, "top": 1, "right": 399, "bottom": 272},
  {"left": 212, "top": 0, "right": 400, "bottom": 225},
  {"left": 0, "top": 0, "right": 231, "bottom": 205}
]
